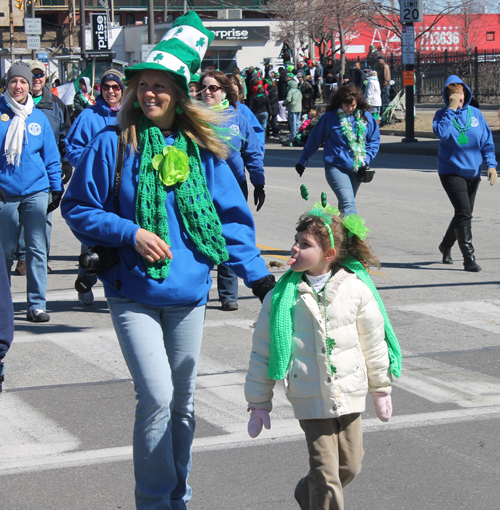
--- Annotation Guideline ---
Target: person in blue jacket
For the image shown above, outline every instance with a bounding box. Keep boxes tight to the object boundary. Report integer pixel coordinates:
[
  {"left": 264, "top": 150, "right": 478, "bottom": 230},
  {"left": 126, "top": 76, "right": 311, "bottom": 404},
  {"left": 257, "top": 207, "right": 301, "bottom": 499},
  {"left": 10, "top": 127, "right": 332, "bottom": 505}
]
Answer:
[
  {"left": 0, "top": 63, "right": 63, "bottom": 323},
  {"left": 0, "top": 224, "right": 14, "bottom": 394},
  {"left": 66, "top": 69, "right": 125, "bottom": 305},
  {"left": 295, "top": 85, "right": 380, "bottom": 215},
  {"left": 226, "top": 72, "right": 265, "bottom": 153},
  {"left": 201, "top": 69, "right": 266, "bottom": 311},
  {"left": 61, "top": 12, "right": 274, "bottom": 509},
  {"left": 433, "top": 75, "right": 497, "bottom": 272}
]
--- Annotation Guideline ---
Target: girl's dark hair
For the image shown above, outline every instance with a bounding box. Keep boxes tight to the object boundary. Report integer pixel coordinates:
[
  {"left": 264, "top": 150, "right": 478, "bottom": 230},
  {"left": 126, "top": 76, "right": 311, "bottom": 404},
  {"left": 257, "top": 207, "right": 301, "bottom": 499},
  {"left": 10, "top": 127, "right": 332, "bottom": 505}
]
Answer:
[
  {"left": 327, "top": 84, "right": 370, "bottom": 115},
  {"left": 296, "top": 214, "right": 380, "bottom": 270},
  {"left": 201, "top": 69, "right": 238, "bottom": 107},
  {"left": 226, "top": 73, "right": 244, "bottom": 102}
]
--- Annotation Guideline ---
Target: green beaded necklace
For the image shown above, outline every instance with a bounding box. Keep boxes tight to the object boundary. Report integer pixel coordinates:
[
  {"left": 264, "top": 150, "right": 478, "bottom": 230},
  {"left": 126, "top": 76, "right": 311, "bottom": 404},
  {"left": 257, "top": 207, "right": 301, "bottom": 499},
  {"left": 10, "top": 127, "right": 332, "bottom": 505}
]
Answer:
[
  {"left": 453, "top": 106, "right": 472, "bottom": 146},
  {"left": 304, "top": 271, "right": 337, "bottom": 376}
]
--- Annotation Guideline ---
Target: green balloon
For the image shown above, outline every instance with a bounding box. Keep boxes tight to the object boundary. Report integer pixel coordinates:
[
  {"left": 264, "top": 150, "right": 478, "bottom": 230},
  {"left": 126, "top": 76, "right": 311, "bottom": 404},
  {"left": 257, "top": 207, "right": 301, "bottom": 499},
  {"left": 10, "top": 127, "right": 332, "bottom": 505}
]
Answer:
[
  {"left": 321, "top": 192, "right": 327, "bottom": 208},
  {"left": 300, "top": 184, "right": 309, "bottom": 200}
]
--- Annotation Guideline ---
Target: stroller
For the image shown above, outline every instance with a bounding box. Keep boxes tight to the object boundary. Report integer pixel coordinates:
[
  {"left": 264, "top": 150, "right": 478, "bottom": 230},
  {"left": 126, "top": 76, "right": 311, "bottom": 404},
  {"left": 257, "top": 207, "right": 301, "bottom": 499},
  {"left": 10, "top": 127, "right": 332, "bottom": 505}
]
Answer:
[{"left": 381, "top": 89, "right": 406, "bottom": 126}]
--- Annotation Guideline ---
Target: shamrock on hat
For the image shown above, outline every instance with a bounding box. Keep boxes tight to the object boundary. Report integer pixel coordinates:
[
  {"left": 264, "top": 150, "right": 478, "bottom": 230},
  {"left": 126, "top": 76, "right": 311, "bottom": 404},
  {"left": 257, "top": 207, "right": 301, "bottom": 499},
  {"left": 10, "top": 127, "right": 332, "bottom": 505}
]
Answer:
[{"left": 125, "top": 12, "right": 214, "bottom": 93}]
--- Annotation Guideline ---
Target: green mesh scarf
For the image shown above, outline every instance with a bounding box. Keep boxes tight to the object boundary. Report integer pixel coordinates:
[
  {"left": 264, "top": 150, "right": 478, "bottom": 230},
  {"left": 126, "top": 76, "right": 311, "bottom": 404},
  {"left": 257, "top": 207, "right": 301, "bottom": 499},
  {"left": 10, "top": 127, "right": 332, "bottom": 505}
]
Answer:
[
  {"left": 136, "top": 114, "right": 229, "bottom": 279},
  {"left": 268, "top": 259, "right": 402, "bottom": 380}
]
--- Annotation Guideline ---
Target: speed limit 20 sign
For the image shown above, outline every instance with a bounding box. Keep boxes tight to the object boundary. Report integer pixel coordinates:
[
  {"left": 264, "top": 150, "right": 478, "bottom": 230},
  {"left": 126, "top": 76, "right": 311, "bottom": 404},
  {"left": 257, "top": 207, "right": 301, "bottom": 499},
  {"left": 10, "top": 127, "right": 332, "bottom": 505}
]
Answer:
[{"left": 400, "top": 0, "right": 422, "bottom": 23}]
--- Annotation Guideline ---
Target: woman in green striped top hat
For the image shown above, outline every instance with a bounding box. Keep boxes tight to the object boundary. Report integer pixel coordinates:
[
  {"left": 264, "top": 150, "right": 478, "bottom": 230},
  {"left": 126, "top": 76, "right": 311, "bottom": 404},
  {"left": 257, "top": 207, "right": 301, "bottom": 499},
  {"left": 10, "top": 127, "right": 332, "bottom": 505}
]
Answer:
[{"left": 61, "top": 11, "right": 275, "bottom": 509}]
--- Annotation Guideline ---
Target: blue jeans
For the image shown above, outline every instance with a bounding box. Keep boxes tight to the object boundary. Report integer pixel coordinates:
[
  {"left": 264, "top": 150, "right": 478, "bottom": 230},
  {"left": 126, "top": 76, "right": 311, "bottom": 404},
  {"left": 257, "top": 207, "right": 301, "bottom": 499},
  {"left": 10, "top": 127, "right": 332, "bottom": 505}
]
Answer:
[
  {"left": 107, "top": 298, "right": 206, "bottom": 510},
  {"left": 217, "top": 263, "right": 238, "bottom": 303},
  {"left": 288, "top": 111, "right": 301, "bottom": 142},
  {"left": 324, "top": 165, "right": 361, "bottom": 216},
  {"left": 16, "top": 207, "right": 52, "bottom": 261},
  {"left": 255, "top": 111, "right": 268, "bottom": 131},
  {"left": 0, "top": 191, "right": 49, "bottom": 310}
]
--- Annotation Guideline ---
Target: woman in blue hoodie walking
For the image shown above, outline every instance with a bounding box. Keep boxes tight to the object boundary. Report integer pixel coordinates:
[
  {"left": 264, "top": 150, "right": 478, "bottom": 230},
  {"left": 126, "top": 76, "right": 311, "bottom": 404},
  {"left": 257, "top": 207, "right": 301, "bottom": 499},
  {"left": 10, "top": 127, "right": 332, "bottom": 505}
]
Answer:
[
  {"left": 0, "top": 63, "right": 63, "bottom": 323},
  {"left": 61, "top": 13, "right": 274, "bottom": 508},
  {"left": 433, "top": 76, "right": 497, "bottom": 272},
  {"left": 66, "top": 69, "right": 125, "bottom": 304}
]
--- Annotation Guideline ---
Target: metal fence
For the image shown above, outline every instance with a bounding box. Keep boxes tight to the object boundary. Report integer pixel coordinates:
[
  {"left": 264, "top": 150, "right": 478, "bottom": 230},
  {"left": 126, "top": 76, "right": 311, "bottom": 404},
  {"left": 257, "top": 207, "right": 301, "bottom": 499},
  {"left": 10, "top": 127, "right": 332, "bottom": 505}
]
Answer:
[{"left": 349, "top": 47, "right": 500, "bottom": 104}]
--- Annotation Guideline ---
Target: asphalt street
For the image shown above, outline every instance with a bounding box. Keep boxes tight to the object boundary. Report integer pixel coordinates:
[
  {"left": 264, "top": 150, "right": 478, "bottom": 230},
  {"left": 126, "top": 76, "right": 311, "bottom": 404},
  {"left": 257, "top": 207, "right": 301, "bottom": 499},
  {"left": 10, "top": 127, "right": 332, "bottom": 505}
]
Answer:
[{"left": 1, "top": 140, "right": 500, "bottom": 510}]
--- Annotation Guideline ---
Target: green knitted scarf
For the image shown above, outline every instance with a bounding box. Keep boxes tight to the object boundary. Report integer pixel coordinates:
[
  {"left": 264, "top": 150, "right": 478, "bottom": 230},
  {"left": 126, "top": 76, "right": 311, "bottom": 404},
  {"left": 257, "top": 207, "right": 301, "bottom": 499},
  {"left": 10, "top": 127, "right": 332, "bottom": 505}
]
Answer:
[
  {"left": 136, "top": 114, "right": 229, "bottom": 279},
  {"left": 267, "top": 259, "right": 402, "bottom": 380}
]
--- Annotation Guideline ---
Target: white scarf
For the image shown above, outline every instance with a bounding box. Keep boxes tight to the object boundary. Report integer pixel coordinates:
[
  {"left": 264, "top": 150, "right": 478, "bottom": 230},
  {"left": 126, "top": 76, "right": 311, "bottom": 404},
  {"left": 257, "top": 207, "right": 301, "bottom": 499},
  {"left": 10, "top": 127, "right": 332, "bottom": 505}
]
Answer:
[{"left": 3, "top": 91, "right": 34, "bottom": 166}]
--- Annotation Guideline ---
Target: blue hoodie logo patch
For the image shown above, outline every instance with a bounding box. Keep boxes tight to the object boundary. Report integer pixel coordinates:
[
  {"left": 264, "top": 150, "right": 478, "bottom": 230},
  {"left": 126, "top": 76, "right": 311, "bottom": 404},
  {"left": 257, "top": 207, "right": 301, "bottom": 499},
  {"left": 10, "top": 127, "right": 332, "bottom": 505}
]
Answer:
[{"left": 471, "top": 117, "right": 479, "bottom": 128}]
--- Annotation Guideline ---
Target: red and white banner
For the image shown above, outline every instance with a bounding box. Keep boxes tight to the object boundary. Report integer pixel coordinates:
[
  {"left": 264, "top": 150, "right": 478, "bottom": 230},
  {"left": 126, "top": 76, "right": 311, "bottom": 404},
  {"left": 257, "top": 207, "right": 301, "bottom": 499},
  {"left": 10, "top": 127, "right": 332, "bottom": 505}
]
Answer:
[{"left": 322, "top": 13, "right": 500, "bottom": 60}]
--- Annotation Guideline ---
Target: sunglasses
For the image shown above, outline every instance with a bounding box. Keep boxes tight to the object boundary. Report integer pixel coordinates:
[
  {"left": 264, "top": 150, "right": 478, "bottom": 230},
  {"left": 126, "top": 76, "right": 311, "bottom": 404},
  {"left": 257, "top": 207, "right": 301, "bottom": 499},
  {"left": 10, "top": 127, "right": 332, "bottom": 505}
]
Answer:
[
  {"left": 32, "top": 72, "right": 45, "bottom": 79},
  {"left": 204, "top": 85, "right": 222, "bottom": 93},
  {"left": 102, "top": 84, "right": 121, "bottom": 92}
]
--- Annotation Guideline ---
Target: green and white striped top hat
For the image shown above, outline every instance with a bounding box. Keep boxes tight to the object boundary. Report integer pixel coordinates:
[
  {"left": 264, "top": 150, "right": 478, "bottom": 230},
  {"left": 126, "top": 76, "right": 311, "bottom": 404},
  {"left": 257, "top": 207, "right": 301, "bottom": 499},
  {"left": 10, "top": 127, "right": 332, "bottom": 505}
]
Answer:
[{"left": 124, "top": 11, "right": 214, "bottom": 93}]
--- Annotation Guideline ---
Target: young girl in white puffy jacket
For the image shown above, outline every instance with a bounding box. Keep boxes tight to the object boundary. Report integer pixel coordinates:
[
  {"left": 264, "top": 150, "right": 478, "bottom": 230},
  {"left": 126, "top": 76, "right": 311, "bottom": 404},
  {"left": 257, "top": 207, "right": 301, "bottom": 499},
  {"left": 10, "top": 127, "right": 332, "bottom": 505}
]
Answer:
[
  {"left": 365, "top": 70, "right": 382, "bottom": 121},
  {"left": 245, "top": 202, "right": 401, "bottom": 510}
]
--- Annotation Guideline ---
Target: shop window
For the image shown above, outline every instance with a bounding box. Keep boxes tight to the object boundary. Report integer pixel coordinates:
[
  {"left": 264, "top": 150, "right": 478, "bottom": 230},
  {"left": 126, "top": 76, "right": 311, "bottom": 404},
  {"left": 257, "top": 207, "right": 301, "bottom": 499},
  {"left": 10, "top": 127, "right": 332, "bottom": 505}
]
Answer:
[
  {"left": 126, "top": 13, "right": 136, "bottom": 26},
  {"left": 486, "top": 32, "right": 495, "bottom": 41},
  {"left": 202, "top": 49, "right": 237, "bottom": 74}
]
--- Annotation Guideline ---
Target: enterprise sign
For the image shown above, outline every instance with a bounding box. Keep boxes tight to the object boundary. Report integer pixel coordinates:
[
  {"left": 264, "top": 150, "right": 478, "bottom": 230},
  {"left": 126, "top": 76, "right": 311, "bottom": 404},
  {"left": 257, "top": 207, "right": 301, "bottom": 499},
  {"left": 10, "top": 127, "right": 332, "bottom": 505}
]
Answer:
[{"left": 210, "top": 26, "right": 270, "bottom": 42}]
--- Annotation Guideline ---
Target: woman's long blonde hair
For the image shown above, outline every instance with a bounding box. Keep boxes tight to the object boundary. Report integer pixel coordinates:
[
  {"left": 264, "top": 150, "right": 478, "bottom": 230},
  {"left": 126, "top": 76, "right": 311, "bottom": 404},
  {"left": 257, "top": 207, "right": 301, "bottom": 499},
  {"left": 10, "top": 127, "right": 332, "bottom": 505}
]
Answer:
[{"left": 118, "top": 71, "right": 228, "bottom": 159}]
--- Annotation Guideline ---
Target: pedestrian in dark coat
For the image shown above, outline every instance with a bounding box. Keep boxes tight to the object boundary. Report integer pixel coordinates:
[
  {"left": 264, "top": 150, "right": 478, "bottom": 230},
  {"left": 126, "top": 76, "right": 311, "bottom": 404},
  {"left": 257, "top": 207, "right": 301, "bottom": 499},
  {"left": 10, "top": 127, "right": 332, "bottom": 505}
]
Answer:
[
  {"left": 266, "top": 80, "right": 280, "bottom": 136},
  {"left": 277, "top": 67, "right": 288, "bottom": 101},
  {"left": 300, "top": 75, "right": 315, "bottom": 116}
]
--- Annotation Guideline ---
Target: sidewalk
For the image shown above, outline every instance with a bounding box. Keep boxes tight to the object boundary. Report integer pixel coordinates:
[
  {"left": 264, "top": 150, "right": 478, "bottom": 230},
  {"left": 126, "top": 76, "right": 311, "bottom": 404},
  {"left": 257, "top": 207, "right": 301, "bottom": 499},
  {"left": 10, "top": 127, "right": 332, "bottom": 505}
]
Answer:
[{"left": 378, "top": 131, "right": 500, "bottom": 158}]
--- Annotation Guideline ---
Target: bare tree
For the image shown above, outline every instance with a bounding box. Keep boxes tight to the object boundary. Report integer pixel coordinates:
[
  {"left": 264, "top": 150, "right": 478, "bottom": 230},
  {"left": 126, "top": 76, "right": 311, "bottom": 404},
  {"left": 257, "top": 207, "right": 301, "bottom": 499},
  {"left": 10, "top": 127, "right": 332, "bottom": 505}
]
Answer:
[
  {"left": 268, "top": 0, "right": 311, "bottom": 65},
  {"left": 269, "top": 0, "right": 364, "bottom": 81},
  {"left": 457, "top": 2, "right": 488, "bottom": 53},
  {"left": 360, "top": 0, "right": 477, "bottom": 46}
]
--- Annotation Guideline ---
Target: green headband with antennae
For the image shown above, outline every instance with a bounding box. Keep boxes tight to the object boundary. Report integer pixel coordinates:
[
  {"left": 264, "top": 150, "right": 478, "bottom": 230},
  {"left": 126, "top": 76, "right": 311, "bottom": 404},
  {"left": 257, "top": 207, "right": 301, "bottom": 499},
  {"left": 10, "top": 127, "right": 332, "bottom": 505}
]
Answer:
[{"left": 300, "top": 185, "right": 369, "bottom": 245}]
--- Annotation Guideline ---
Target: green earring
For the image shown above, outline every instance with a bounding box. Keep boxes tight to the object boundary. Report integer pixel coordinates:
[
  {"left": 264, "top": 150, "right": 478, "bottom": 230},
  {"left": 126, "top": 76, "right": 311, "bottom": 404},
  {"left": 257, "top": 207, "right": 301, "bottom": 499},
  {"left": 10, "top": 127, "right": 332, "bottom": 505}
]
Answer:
[
  {"left": 133, "top": 101, "right": 140, "bottom": 109},
  {"left": 175, "top": 104, "right": 183, "bottom": 115}
]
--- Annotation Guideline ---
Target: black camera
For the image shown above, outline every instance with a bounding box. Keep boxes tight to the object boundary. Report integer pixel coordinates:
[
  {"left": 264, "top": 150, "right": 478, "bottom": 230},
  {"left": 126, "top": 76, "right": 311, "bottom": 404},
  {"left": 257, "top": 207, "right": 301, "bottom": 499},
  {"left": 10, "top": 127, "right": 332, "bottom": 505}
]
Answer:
[
  {"left": 79, "top": 246, "right": 119, "bottom": 276},
  {"left": 356, "top": 164, "right": 375, "bottom": 183}
]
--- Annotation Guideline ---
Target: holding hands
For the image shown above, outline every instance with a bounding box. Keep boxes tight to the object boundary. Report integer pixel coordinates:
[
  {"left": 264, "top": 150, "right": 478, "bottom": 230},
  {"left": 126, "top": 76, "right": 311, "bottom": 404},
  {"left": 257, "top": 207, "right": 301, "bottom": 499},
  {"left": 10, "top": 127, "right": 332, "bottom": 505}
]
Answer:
[
  {"left": 372, "top": 392, "right": 392, "bottom": 422},
  {"left": 247, "top": 408, "right": 271, "bottom": 438}
]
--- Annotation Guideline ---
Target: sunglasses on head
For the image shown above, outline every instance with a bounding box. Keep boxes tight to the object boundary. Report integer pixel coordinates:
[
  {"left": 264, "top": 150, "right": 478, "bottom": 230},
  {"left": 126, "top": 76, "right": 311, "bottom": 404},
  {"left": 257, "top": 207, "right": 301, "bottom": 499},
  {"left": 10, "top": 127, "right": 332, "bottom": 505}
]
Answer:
[
  {"left": 32, "top": 72, "right": 45, "bottom": 79},
  {"left": 204, "top": 85, "right": 222, "bottom": 93},
  {"left": 102, "top": 83, "right": 121, "bottom": 92}
]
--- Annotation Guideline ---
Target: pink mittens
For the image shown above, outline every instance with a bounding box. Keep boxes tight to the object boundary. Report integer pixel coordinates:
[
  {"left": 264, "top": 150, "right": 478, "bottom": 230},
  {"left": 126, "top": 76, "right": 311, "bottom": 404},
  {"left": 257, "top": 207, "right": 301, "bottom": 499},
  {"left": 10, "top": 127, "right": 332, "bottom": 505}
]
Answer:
[
  {"left": 247, "top": 408, "right": 271, "bottom": 438},
  {"left": 372, "top": 392, "right": 392, "bottom": 422}
]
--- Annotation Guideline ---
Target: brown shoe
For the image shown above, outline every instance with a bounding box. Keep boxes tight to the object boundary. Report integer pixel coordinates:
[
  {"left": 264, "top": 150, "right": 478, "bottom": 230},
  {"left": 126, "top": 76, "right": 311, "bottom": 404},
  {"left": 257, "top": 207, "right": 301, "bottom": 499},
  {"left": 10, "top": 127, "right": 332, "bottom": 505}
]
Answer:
[{"left": 15, "top": 260, "right": 26, "bottom": 276}]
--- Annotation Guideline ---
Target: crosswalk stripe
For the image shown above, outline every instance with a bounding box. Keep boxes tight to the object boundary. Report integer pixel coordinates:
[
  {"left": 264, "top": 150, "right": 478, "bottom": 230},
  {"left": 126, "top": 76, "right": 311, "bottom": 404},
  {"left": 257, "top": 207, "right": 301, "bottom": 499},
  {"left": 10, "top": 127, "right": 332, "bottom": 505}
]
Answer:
[
  {"left": 3, "top": 301, "right": 500, "bottom": 476},
  {"left": 392, "top": 300, "right": 500, "bottom": 335},
  {"left": 3, "top": 406, "right": 500, "bottom": 475}
]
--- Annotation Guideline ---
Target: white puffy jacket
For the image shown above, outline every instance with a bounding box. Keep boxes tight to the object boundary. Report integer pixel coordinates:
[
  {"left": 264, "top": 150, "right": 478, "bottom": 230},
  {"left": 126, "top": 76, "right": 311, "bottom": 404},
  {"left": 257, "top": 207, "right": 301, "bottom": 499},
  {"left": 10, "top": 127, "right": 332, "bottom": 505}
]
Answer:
[
  {"left": 365, "top": 76, "right": 382, "bottom": 107},
  {"left": 245, "top": 268, "right": 392, "bottom": 420}
]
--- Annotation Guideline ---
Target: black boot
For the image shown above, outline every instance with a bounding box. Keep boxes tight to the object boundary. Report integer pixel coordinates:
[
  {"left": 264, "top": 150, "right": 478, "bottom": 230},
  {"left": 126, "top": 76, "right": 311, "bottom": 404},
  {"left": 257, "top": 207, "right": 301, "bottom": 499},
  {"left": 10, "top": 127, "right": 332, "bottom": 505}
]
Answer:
[
  {"left": 455, "top": 226, "right": 481, "bottom": 272},
  {"left": 439, "top": 223, "right": 456, "bottom": 264}
]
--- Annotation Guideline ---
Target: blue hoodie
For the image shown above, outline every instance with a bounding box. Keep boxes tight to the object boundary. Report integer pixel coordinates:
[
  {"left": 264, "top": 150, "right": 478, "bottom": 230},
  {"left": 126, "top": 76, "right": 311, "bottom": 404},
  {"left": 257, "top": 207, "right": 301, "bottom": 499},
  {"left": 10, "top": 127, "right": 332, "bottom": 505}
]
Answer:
[
  {"left": 222, "top": 105, "right": 265, "bottom": 187},
  {"left": 0, "top": 96, "right": 63, "bottom": 197},
  {"left": 65, "top": 96, "right": 119, "bottom": 167},
  {"left": 236, "top": 101, "right": 265, "bottom": 154},
  {"left": 298, "top": 109, "right": 380, "bottom": 170},
  {"left": 61, "top": 126, "right": 269, "bottom": 308},
  {"left": 433, "top": 75, "right": 497, "bottom": 178}
]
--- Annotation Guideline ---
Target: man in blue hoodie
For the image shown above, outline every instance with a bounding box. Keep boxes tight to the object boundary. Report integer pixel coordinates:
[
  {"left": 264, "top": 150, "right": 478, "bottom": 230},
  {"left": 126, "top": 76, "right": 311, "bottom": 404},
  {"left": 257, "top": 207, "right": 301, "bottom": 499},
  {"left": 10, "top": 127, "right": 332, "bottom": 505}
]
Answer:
[{"left": 433, "top": 75, "right": 497, "bottom": 272}]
